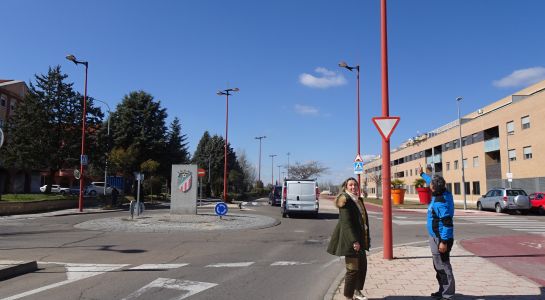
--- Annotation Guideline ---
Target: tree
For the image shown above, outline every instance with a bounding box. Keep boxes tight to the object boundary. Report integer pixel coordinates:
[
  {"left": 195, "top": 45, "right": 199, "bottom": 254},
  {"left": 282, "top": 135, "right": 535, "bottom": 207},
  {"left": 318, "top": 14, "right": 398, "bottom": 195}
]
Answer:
[
  {"left": 236, "top": 149, "right": 256, "bottom": 193},
  {"left": 288, "top": 161, "right": 329, "bottom": 180},
  {"left": 109, "top": 91, "right": 167, "bottom": 177},
  {"left": 1, "top": 66, "right": 103, "bottom": 192},
  {"left": 141, "top": 159, "right": 161, "bottom": 199}
]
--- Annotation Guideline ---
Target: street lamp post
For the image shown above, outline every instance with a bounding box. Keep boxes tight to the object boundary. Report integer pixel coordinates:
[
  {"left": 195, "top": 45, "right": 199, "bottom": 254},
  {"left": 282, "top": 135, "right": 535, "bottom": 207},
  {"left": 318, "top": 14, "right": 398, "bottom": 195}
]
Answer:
[
  {"left": 217, "top": 88, "right": 239, "bottom": 202},
  {"left": 286, "top": 152, "right": 290, "bottom": 178},
  {"left": 339, "top": 60, "right": 361, "bottom": 195},
  {"left": 277, "top": 165, "right": 281, "bottom": 185},
  {"left": 269, "top": 154, "right": 277, "bottom": 187},
  {"left": 456, "top": 97, "right": 467, "bottom": 210},
  {"left": 66, "top": 54, "right": 88, "bottom": 212},
  {"left": 94, "top": 99, "right": 111, "bottom": 196},
  {"left": 506, "top": 130, "right": 514, "bottom": 188},
  {"left": 255, "top": 136, "right": 266, "bottom": 183}
]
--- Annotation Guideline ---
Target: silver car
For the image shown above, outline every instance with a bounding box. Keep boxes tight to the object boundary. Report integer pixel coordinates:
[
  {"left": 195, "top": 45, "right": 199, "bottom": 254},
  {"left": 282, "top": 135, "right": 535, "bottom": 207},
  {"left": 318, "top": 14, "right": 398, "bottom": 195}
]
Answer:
[{"left": 477, "top": 188, "right": 530, "bottom": 214}]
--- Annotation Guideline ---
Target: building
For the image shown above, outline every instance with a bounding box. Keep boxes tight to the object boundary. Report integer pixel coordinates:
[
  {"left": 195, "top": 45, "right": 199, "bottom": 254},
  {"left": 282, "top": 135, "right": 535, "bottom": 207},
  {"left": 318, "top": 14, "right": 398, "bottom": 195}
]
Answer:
[{"left": 363, "top": 79, "right": 545, "bottom": 205}]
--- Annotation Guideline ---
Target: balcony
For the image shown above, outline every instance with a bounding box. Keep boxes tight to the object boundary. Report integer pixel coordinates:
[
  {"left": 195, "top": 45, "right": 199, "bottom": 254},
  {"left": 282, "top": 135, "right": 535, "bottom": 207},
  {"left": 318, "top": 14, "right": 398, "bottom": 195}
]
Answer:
[{"left": 484, "top": 137, "right": 500, "bottom": 153}]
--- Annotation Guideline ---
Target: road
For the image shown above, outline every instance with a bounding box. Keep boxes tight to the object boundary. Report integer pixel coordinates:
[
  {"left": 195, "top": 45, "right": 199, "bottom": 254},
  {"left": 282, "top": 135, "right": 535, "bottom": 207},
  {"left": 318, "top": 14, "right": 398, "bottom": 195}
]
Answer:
[{"left": 1, "top": 197, "right": 544, "bottom": 299}]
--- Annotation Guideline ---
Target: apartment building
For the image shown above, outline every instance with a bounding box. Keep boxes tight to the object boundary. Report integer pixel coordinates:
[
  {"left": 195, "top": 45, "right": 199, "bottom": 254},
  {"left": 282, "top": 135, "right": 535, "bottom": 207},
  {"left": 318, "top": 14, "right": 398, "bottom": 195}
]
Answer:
[{"left": 363, "top": 79, "right": 545, "bottom": 204}]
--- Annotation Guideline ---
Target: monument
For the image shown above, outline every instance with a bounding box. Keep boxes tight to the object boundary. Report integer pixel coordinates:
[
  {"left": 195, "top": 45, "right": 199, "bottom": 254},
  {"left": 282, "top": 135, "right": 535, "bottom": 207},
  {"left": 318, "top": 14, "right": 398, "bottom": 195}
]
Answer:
[{"left": 170, "top": 164, "right": 197, "bottom": 214}]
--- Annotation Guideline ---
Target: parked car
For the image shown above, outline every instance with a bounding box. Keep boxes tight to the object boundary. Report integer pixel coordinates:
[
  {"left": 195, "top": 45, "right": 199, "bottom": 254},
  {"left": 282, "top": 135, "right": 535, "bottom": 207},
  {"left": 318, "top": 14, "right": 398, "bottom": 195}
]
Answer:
[
  {"left": 281, "top": 179, "right": 319, "bottom": 218},
  {"left": 476, "top": 188, "right": 531, "bottom": 214},
  {"left": 529, "top": 192, "right": 545, "bottom": 215},
  {"left": 85, "top": 182, "right": 113, "bottom": 196},
  {"left": 39, "top": 184, "right": 70, "bottom": 195},
  {"left": 268, "top": 185, "right": 282, "bottom": 206}
]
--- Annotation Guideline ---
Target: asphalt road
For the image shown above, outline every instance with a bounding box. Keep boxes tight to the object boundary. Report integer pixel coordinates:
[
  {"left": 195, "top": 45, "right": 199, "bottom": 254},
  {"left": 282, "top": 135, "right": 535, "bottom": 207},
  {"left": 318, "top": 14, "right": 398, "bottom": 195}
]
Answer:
[{"left": 1, "top": 197, "right": 544, "bottom": 299}]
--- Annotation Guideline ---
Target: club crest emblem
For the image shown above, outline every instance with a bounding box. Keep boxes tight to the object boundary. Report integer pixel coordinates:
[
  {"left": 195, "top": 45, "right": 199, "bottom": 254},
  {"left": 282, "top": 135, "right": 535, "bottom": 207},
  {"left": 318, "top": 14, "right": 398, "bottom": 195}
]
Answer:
[{"left": 177, "top": 170, "right": 192, "bottom": 193}]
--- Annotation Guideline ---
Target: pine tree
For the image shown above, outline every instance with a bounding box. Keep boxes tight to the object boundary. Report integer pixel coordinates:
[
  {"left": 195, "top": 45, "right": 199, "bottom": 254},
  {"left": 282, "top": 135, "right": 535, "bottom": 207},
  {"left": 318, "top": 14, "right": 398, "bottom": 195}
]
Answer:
[{"left": 166, "top": 117, "right": 190, "bottom": 164}]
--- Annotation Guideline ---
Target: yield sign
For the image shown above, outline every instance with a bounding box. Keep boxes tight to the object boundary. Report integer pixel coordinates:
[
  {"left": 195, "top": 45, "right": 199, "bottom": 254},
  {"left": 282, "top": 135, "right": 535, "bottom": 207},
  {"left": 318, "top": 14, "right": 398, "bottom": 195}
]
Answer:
[
  {"left": 122, "top": 278, "right": 217, "bottom": 300},
  {"left": 372, "top": 116, "right": 400, "bottom": 142}
]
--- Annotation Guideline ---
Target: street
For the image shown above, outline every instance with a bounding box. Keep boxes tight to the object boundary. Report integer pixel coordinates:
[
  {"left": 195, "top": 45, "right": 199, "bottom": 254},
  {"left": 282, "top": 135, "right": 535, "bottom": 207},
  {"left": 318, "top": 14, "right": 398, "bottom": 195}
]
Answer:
[{"left": 1, "top": 197, "right": 545, "bottom": 299}]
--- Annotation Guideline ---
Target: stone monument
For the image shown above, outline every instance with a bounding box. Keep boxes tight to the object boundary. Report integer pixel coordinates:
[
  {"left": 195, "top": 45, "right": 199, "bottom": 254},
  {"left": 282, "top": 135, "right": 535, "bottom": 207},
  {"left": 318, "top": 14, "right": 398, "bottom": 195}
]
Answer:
[{"left": 170, "top": 164, "right": 197, "bottom": 214}]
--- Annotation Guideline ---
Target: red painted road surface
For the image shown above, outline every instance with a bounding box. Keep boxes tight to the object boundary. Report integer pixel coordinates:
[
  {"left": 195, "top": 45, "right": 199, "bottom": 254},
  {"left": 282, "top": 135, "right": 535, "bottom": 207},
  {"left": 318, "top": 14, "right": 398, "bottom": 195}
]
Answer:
[{"left": 461, "top": 235, "right": 545, "bottom": 286}]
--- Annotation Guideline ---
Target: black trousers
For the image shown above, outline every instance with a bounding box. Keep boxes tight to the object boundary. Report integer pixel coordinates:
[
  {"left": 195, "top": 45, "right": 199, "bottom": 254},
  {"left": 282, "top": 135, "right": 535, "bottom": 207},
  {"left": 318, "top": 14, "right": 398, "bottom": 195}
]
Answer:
[{"left": 344, "top": 254, "right": 367, "bottom": 298}]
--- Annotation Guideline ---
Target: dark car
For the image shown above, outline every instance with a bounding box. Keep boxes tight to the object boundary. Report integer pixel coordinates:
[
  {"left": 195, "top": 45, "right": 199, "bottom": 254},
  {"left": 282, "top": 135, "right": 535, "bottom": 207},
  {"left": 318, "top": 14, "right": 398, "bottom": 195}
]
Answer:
[
  {"left": 529, "top": 192, "right": 545, "bottom": 215},
  {"left": 268, "top": 185, "right": 282, "bottom": 206}
]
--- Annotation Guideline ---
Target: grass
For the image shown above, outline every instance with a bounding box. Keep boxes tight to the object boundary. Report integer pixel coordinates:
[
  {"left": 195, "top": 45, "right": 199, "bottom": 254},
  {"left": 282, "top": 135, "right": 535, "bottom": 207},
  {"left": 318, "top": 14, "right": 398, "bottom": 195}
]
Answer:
[
  {"left": 363, "top": 197, "right": 475, "bottom": 210},
  {"left": 0, "top": 193, "right": 72, "bottom": 202}
]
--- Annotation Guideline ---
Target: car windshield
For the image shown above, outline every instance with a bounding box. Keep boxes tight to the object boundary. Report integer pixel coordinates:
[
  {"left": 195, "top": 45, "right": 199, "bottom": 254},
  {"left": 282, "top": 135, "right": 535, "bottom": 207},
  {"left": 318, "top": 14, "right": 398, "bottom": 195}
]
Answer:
[{"left": 507, "top": 190, "right": 527, "bottom": 196}]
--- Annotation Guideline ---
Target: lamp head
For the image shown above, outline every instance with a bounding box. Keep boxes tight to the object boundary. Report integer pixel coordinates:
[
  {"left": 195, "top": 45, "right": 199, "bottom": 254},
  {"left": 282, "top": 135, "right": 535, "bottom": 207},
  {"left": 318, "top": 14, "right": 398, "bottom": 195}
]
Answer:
[
  {"left": 338, "top": 61, "right": 348, "bottom": 68},
  {"left": 230, "top": 87, "right": 240, "bottom": 92},
  {"left": 456, "top": 97, "right": 463, "bottom": 102},
  {"left": 217, "top": 91, "right": 225, "bottom": 96},
  {"left": 66, "top": 54, "right": 77, "bottom": 64}
]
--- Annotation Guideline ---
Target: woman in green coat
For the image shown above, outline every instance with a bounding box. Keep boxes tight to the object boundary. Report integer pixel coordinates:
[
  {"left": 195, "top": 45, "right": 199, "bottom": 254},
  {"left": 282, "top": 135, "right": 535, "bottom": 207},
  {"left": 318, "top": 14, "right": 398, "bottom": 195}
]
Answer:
[{"left": 327, "top": 177, "right": 370, "bottom": 300}]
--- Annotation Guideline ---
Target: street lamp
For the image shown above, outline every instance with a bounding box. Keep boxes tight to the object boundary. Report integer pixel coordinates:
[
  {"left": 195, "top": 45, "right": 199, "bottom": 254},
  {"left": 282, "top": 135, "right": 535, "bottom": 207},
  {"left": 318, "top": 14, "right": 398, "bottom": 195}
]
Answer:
[
  {"left": 456, "top": 97, "right": 467, "bottom": 210},
  {"left": 217, "top": 87, "right": 239, "bottom": 202},
  {"left": 339, "top": 60, "right": 361, "bottom": 195},
  {"left": 286, "top": 152, "right": 291, "bottom": 178},
  {"left": 277, "top": 165, "right": 281, "bottom": 185},
  {"left": 506, "top": 130, "right": 514, "bottom": 189},
  {"left": 255, "top": 136, "right": 266, "bottom": 183},
  {"left": 94, "top": 99, "right": 111, "bottom": 196},
  {"left": 269, "top": 154, "right": 277, "bottom": 187},
  {"left": 66, "top": 54, "right": 88, "bottom": 212}
]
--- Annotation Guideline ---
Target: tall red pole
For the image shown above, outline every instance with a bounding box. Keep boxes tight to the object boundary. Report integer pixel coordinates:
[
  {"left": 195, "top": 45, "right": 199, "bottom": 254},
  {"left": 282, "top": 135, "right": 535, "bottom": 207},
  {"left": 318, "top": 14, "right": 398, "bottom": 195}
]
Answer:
[
  {"left": 381, "top": 0, "right": 393, "bottom": 260},
  {"left": 356, "top": 67, "right": 361, "bottom": 196},
  {"left": 79, "top": 63, "right": 88, "bottom": 212},
  {"left": 223, "top": 93, "right": 229, "bottom": 202}
]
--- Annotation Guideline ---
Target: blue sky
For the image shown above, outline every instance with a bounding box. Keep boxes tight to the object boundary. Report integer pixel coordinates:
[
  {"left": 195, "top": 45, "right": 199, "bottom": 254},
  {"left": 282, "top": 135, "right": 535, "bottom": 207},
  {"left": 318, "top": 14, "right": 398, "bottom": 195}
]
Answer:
[{"left": 2, "top": 0, "right": 545, "bottom": 184}]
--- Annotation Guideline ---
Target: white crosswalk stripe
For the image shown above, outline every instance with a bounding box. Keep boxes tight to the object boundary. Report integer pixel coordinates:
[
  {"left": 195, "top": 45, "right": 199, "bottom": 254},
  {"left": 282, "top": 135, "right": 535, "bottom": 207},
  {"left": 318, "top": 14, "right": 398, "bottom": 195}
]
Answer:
[{"left": 458, "top": 216, "right": 545, "bottom": 236}]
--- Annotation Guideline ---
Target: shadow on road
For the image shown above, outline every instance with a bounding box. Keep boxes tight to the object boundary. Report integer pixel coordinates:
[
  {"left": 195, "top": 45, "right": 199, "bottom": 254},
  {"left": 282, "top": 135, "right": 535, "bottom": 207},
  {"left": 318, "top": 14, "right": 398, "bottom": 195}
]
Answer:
[{"left": 374, "top": 288, "right": 545, "bottom": 299}]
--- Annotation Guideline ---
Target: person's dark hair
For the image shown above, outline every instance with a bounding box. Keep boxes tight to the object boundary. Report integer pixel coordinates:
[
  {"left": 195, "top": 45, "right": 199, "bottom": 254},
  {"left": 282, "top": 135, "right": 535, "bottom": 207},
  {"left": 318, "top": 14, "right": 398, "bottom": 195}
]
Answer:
[{"left": 431, "top": 175, "right": 446, "bottom": 195}]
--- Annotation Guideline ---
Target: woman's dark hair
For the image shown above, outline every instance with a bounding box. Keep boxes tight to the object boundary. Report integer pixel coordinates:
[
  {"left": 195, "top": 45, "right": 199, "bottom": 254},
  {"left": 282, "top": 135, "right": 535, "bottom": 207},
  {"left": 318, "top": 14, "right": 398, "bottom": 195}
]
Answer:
[{"left": 431, "top": 175, "right": 446, "bottom": 195}]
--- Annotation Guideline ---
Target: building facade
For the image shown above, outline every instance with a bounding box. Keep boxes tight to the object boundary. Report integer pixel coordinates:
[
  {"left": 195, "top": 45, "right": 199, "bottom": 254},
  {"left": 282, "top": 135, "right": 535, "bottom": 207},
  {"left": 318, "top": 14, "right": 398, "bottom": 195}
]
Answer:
[{"left": 363, "top": 79, "right": 545, "bottom": 205}]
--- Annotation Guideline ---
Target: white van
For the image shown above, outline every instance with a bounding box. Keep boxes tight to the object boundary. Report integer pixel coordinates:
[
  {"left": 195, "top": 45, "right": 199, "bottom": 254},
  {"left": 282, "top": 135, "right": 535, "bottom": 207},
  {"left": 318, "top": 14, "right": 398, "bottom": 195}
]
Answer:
[{"left": 281, "top": 179, "right": 319, "bottom": 218}]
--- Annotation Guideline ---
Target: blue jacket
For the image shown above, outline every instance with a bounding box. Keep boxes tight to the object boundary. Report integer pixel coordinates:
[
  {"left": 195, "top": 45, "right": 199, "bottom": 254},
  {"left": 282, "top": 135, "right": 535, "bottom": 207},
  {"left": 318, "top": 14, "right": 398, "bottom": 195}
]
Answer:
[{"left": 421, "top": 173, "right": 454, "bottom": 242}]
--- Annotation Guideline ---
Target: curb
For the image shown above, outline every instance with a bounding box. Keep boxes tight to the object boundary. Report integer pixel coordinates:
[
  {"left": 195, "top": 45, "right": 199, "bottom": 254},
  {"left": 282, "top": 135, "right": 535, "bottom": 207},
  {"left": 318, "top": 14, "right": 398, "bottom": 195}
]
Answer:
[{"left": 0, "top": 261, "right": 38, "bottom": 281}]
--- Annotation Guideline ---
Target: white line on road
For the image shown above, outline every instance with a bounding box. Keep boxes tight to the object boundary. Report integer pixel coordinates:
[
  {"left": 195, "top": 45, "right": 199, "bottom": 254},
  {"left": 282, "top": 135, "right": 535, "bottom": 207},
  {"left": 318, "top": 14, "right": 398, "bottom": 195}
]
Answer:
[
  {"left": 122, "top": 278, "right": 217, "bottom": 300},
  {"left": 205, "top": 262, "right": 254, "bottom": 268},
  {"left": 271, "top": 261, "right": 310, "bottom": 266},
  {"left": 130, "top": 263, "right": 189, "bottom": 270}
]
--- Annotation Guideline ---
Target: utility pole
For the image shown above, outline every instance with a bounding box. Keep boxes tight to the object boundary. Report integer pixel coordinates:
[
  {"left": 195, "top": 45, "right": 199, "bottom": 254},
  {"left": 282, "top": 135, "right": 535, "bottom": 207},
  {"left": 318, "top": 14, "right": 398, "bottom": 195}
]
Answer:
[{"left": 255, "top": 136, "right": 266, "bottom": 183}]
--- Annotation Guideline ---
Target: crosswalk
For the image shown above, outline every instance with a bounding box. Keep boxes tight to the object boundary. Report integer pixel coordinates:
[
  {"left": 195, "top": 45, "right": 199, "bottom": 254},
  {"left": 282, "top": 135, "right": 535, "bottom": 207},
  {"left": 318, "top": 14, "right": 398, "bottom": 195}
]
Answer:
[{"left": 458, "top": 215, "right": 545, "bottom": 236}]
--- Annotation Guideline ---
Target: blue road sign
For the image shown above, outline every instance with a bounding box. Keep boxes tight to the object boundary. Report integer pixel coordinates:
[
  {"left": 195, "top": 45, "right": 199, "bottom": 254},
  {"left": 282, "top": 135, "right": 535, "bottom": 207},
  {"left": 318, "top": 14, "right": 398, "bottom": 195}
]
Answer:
[
  {"left": 215, "top": 202, "right": 228, "bottom": 216},
  {"left": 354, "top": 161, "right": 364, "bottom": 174},
  {"left": 81, "top": 155, "right": 89, "bottom": 165}
]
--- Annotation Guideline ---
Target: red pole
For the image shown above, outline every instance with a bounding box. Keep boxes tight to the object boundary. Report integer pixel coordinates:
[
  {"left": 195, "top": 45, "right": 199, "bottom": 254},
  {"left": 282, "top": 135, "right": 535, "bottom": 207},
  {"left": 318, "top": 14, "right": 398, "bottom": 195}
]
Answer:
[
  {"left": 79, "top": 63, "right": 88, "bottom": 212},
  {"left": 356, "top": 66, "right": 361, "bottom": 196},
  {"left": 381, "top": 0, "right": 393, "bottom": 260},
  {"left": 223, "top": 93, "right": 229, "bottom": 202}
]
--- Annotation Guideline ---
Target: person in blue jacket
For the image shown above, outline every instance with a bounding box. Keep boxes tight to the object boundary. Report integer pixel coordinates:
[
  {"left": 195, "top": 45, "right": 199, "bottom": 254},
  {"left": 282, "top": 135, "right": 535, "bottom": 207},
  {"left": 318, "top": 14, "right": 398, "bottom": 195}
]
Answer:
[{"left": 420, "top": 166, "right": 455, "bottom": 300}]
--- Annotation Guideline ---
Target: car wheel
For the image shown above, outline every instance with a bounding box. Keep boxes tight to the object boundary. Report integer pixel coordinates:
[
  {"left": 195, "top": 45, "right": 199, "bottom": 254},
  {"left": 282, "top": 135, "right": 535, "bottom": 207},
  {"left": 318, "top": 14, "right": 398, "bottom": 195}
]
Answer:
[
  {"left": 495, "top": 203, "right": 503, "bottom": 213},
  {"left": 539, "top": 206, "right": 545, "bottom": 216},
  {"left": 60, "top": 191, "right": 66, "bottom": 196},
  {"left": 518, "top": 210, "right": 529, "bottom": 215},
  {"left": 477, "top": 202, "right": 483, "bottom": 211},
  {"left": 89, "top": 190, "right": 97, "bottom": 196}
]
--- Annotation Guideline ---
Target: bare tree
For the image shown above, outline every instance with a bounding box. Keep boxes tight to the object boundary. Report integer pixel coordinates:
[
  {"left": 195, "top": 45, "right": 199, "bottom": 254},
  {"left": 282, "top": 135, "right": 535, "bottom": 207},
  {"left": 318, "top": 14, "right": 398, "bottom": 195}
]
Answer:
[
  {"left": 369, "top": 173, "right": 382, "bottom": 199},
  {"left": 236, "top": 149, "right": 256, "bottom": 192},
  {"left": 288, "top": 161, "right": 328, "bottom": 180}
]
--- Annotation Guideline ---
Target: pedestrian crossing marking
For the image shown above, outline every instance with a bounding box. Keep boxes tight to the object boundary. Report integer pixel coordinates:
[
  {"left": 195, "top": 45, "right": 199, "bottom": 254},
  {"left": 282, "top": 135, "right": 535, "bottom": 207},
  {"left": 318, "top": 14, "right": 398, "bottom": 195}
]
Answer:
[
  {"left": 458, "top": 216, "right": 545, "bottom": 236},
  {"left": 205, "top": 262, "right": 254, "bottom": 268},
  {"left": 270, "top": 261, "right": 310, "bottom": 266},
  {"left": 130, "top": 263, "right": 189, "bottom": 270}
]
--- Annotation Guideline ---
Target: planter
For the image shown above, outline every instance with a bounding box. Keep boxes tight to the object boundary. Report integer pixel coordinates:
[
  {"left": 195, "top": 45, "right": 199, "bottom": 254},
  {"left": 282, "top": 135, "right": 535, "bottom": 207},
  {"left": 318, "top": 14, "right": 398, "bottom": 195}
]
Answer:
[
  {"left": 416, "top": 187, "right": 432, "bottom": 204},
  {"left": 391, "top": 189, "right": 405, "bottom": 205}
]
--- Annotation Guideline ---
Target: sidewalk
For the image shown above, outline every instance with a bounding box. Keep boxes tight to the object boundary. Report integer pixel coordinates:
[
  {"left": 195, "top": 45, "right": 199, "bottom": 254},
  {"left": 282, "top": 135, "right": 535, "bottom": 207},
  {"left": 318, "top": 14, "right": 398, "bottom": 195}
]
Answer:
[{"left": 331, "top": 243, "right": 545, "bottom": 299}]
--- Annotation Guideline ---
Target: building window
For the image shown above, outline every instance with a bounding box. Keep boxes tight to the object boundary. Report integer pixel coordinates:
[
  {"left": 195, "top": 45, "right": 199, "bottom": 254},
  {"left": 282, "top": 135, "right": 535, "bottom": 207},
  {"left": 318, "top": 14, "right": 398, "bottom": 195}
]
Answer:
[
  {"left": 464, "top": 182, "right": 470, "bottom": 195},
  {"left": 523, "top": 146, "right": 532, "bottom": 160},
  {"left": 462, "top": 158, "right": 468, "bottom": 169},
  {"left": 410, "top": 169, "right": 413, "bottom": 176},
  {"left": 454, "top": 182, "right": 461, "bottom": 195},
  {"left": 506, "top": 121, "right": 514, "bottom": 134},
  {"left": 454, "top": 160, "right": 458, "bottom": 170},
  {"left": 462, "top": 137, "right": 468, "bottom": 146},
  {"left": 473, "top": 156, "right": 479, "bottom": 168},
  {"left": 521, "top": 115, "right": 530, "bottom": 130},
  {"left": 472, "top": 181, "right": 480, "bottom": 195},
  {"left": 453, "top": 140, "right": 458, "bottom": 149},
  {"left": 0, "top": 94, "right": 6, "bottom": 107},
  {"left": 446, "top": 162, "right": 450, "bottom": 171},
  {"left": 446, "top": 183, "right": 452, "bottom": 193},
  {"left": 508, "top": 149, "right": 516, "bottom": 161}
]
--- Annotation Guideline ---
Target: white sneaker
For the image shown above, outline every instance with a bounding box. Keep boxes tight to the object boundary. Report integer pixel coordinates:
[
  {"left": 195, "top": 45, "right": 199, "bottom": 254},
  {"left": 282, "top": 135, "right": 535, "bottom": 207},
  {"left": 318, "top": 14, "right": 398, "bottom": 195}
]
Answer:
[{"left": 354, "top": 290, "right": 368, "bottom": 300}]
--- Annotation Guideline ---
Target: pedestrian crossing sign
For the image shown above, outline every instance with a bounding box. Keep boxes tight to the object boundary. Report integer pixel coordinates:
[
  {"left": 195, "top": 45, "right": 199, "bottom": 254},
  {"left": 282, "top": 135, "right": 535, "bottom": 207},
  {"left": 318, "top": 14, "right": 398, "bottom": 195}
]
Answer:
[{"left": 354, "top": 161, "right": 364, "bottom": 174}]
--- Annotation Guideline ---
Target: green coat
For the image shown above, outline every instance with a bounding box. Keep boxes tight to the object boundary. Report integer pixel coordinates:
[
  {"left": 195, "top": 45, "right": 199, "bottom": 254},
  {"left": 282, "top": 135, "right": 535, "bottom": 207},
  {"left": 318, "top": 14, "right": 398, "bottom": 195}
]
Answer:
[{"left": 327, "top": 193, "right": 370, "bottom": 256}]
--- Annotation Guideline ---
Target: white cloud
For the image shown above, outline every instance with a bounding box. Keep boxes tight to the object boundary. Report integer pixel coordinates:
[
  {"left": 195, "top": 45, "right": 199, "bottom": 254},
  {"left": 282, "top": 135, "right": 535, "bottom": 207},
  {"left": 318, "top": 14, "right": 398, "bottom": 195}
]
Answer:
[
  {"left": 299, "top": 67, "right": 347, "bottom": 88},
  {"left": 493, "top": 67, "right": 545, "bottom": 88},
  {"left": 294, "top": 104, "right": 319, "bottom": 116}
]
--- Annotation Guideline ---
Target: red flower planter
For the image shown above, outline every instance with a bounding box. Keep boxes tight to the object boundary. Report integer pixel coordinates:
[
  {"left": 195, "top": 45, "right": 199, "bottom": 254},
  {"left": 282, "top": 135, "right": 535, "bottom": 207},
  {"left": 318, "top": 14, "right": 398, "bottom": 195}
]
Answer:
[{"left": 416, "top": 187, "right": 432, "bottom": 204}]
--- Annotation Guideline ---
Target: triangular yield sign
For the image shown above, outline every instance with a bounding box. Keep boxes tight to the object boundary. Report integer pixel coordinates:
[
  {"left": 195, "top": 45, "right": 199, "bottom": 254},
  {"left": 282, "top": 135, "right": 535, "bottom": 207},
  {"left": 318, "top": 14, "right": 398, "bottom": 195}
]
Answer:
[
  {"left": 354, "top": 154, "right": 363, "bottom": 162},
  {"left": 372, "top": 117, "right": 400, "bottom": 142}
]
